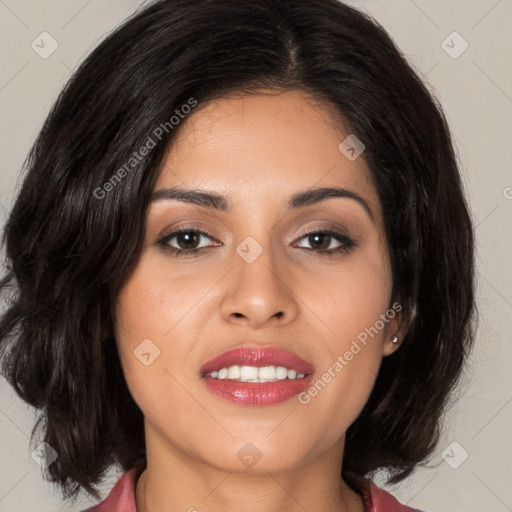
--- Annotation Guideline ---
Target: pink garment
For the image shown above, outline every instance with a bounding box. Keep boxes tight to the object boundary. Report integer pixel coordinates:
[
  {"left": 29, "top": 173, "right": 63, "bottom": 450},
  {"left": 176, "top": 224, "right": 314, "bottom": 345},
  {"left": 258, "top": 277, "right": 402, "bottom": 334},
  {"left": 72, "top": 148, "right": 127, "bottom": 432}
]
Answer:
[{"left": 82, "top": 462, "right": 424, "bottom": 512}]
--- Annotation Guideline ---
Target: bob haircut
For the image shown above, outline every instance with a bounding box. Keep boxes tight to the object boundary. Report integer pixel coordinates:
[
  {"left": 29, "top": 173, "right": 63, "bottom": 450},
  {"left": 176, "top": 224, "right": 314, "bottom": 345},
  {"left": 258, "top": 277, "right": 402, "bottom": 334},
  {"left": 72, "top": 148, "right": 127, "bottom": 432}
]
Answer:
[{"left": 0, "top": 0, "right": 477, "bottom": 503}]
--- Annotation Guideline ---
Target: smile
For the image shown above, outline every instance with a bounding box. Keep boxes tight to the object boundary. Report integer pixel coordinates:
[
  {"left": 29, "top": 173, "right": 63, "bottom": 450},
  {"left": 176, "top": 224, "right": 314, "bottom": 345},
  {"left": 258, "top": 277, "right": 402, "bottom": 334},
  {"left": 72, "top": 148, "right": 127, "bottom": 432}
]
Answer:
[{"left": 200, "top": 346, "right": 314, "bottom": 406}]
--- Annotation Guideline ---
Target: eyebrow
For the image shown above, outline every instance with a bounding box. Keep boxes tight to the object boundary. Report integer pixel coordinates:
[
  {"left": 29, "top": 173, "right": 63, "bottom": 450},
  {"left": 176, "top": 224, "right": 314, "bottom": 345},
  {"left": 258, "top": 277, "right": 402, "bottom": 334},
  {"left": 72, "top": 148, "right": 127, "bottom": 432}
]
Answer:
[{"left": 150, "top": 186, "right": 374, "bottom": 224}]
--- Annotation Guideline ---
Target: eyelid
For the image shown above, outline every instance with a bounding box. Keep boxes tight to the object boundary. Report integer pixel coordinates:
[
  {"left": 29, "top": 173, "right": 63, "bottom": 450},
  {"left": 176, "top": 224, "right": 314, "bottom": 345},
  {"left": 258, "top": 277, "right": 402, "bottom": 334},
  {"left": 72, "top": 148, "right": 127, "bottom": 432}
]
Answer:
[
  {"left": 157, "top": 226, "right": 220, "bottom": 247},
  {"left": 290, "top": 219, "right": 354, "bottom": 243},
  {"left": 156, "top": 220, "right": 221, "bottom": 242},
  {"left": 294, "top": 222, "right": 351, "bottom": 238}
]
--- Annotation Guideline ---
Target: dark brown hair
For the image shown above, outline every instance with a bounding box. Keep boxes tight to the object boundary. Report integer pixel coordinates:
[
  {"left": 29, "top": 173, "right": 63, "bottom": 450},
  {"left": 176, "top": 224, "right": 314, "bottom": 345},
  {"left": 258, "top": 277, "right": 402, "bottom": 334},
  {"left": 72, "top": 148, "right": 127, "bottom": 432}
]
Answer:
[{"left": 0, "top": 0, "right": 477, "bottom": 503}]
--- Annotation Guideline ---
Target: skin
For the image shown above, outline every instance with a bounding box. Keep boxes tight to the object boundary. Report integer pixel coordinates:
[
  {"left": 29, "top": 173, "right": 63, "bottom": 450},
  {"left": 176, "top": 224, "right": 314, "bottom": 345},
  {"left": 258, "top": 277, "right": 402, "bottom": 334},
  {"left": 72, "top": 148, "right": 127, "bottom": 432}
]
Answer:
[{"left": 115, "top": 89, "right": 405, "bottom": 512}]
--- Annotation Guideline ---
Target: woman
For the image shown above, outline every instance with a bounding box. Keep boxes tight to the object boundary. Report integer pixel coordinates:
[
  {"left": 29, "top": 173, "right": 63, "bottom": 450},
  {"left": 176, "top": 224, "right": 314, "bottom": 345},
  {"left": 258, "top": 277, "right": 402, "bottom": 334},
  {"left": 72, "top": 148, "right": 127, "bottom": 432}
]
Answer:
[{"left": 0, "top": 0, "right": 476, "bottom": 511}]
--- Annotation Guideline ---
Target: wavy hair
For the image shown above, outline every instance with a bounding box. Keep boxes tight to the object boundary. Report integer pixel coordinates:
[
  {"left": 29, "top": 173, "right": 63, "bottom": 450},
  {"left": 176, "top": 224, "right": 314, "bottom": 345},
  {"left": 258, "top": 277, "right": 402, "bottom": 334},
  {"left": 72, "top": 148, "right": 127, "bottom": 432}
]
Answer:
[{"left": 0, "top": 0, "right": 477, "bottom": 502}]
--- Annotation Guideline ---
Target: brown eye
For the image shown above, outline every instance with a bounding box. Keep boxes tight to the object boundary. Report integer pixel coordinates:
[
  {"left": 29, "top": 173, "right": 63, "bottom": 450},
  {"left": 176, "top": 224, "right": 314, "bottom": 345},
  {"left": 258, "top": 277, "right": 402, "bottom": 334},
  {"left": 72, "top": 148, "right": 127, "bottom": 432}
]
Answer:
[
  {"left": 157, "top": 228, "right": 220, "bottom": 257},
  {"left": 173, "top": 231, "right": 201, "bottom": 250},
  {"left": 294, "top": 230, "right": 357, "bottom": 256}
]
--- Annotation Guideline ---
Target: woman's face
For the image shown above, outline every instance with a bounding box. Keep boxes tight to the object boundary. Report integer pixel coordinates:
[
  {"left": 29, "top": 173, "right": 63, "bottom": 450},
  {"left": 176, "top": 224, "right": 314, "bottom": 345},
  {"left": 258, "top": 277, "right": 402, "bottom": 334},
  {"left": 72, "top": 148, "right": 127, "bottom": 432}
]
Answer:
[{"left": 115, "top": 89, "right": 401, "bottom": 474}]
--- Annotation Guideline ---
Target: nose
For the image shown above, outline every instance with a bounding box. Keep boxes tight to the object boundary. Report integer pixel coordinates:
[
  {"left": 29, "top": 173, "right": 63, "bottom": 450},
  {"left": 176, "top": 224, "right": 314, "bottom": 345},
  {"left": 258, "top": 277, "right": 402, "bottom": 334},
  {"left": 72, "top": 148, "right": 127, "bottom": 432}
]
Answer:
[{"left": 220, "top": 243, "right": 299, "bottom": 329}]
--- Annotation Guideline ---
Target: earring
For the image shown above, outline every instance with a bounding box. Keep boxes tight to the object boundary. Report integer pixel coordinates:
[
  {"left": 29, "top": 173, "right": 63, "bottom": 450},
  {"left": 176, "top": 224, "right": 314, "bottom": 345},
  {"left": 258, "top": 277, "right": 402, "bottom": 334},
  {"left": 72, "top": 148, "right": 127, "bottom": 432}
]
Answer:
[{"left": 391, "top": 335, "right": 399, "bottom": 344}]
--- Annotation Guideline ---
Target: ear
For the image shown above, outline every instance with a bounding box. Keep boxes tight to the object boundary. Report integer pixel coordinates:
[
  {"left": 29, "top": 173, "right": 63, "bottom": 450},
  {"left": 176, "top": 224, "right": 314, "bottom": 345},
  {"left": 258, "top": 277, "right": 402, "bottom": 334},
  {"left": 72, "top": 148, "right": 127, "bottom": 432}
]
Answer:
[{"left": 382, "top": 300, "right": 410, "bottom": 357}]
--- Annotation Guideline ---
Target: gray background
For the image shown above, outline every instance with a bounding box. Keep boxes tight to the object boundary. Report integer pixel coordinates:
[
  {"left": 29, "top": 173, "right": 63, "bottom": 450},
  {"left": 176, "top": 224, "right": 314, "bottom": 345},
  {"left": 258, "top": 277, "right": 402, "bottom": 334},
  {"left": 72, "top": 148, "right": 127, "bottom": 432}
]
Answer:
[{"left": 1, "top": 1, "right": 511, "bottom": 511}]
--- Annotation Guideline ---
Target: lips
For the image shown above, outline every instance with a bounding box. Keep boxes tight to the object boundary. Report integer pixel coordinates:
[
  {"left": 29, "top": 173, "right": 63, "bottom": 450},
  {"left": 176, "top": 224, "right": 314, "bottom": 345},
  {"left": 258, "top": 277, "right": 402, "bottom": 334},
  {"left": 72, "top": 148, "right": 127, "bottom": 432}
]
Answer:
[
  {"left": 202, "top": 375, "right": 315, "bottom": 405},
  {"left": 199, "top": 346, "right": 314, "bottom": 376}
]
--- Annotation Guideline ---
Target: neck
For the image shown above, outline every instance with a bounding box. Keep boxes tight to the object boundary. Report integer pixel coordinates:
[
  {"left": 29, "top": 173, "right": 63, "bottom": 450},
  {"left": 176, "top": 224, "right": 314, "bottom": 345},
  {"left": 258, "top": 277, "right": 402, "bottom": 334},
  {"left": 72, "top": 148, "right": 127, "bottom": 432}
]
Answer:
[{"left": 135, "top": 424, "right": 364, "bottom": 512}]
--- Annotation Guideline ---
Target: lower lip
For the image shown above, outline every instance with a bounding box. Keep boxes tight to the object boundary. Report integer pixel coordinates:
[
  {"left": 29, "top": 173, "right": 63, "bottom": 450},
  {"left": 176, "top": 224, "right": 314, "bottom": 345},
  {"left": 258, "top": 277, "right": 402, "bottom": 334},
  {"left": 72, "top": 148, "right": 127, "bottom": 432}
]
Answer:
[{"left": 202, "top": 375, "right": 314, "bottom": 406}]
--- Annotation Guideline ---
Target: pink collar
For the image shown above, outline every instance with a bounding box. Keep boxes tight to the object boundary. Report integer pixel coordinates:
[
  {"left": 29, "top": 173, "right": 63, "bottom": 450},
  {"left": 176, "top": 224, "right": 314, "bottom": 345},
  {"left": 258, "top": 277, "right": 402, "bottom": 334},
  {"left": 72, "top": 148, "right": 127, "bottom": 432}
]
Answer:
[{"left": 359, "top": 478, "right": 423, "bottom": 511}]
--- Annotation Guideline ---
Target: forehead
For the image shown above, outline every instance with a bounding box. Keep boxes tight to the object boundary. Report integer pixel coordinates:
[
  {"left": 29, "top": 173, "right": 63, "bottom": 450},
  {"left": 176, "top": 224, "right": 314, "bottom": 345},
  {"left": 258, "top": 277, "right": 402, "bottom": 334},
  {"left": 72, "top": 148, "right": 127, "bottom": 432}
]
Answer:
[{"left": 155, "top": 89, "right": 383, "bottom": 225}]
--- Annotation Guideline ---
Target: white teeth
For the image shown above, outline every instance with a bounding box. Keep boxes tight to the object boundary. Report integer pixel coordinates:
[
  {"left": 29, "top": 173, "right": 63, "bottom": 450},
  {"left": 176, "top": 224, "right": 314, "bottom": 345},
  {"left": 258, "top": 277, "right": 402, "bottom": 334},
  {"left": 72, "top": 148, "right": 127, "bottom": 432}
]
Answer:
[
  {"left": 258, "top": 366, "right": 276, "bottom": 379},
  {"left": 207, "top": 365, "right": 307, "bottom": 382},
  {"left": 227, "top": 365, "right": 240, "bottom": 379},
  {"left": 275, "top": 366, "right": 288, "bottom": 379},
  {"left": 287, "top": 369, "right": 297, "bottom": 379},
  {"left": 240, "top": 365, "right": 258, "bottom": 381}
]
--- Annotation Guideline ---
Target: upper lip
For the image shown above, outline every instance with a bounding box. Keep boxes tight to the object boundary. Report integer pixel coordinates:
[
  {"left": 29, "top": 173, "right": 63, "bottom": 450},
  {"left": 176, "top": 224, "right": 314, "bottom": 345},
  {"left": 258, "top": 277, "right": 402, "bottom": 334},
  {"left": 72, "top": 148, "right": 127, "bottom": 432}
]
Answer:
[{"left": 200, "top": 345, "right": 315, "bottom": 376}]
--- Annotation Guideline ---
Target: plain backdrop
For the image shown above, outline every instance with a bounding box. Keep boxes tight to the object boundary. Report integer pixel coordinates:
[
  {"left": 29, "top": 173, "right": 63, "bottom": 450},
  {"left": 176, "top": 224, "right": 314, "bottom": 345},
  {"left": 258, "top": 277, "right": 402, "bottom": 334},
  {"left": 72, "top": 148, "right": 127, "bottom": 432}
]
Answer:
[{"left": 0, "top": 1, "right": 511, "bottom": 511}]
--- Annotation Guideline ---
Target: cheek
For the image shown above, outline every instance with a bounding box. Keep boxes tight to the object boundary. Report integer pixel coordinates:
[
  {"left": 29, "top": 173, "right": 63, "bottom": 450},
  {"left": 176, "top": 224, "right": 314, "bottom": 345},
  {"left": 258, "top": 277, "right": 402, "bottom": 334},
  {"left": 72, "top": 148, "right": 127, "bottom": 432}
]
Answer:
[
  {"left": 114, "top": 272, "right": 191, "bottom": 442},
  {"left": 113, "top": 254, "right": 215, "bottom": 417},
  {"left": 114, "top": 264, "right": 173, "bottom": 402},
  {"left": 307, "top": 242, "right": 393, "bottom": 348},
  {"left": 114, "top": 264, "right": 227, "bottom": 462},
  {"left": 295, "top": 246, "right": 392, "bottom": 424},
  {"left": 114, "top": 256, "right": 204, "bottom": 359}
]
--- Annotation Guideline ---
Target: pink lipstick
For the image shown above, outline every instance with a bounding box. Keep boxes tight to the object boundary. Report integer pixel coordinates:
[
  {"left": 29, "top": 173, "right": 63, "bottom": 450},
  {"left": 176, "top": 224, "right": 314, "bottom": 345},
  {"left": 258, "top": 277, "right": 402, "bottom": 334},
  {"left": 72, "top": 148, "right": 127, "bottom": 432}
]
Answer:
[{"left": 200, "top": 346, "right": 314, "bottom": 406}]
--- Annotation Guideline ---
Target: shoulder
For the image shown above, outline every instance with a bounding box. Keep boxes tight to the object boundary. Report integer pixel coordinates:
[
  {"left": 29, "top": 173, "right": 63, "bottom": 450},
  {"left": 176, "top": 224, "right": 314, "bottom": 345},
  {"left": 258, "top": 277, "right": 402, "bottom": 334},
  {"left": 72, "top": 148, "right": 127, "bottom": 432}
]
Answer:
[
  {"left": 359, "top": 479, "right": 427, "bottom": 512},
  {"left": 80, "top": 461, "right": 145, "bottom": 512}
]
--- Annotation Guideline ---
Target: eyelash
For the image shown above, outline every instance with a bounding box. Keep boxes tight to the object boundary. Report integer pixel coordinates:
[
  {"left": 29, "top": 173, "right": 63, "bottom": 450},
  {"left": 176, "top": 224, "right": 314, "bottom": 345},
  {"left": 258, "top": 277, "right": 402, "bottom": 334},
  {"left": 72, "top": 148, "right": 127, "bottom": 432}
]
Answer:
[{"left": 157, "top": 227, "right": 357, "bottom": 258}]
